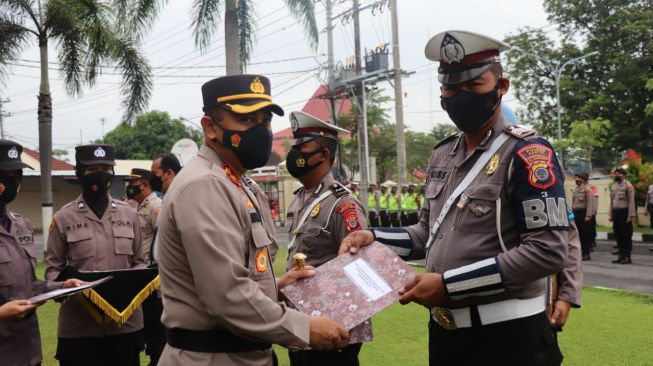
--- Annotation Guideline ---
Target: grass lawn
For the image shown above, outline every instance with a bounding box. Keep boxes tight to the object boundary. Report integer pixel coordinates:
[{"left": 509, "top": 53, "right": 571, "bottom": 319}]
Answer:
[{"left": 33, "top": 248, "right": 653, "bottom": 366}]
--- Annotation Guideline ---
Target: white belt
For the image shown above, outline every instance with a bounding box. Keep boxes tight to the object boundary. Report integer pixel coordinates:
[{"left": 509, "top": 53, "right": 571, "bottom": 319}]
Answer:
[{"left": 431, "top": 294, "right": 546, "bottom": 330}]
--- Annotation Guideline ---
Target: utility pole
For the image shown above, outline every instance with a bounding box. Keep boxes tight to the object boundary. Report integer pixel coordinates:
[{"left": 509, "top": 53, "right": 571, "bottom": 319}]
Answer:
[
  {"left": 100, "top": 117, "right": 106, "bottom": 138},
  {"left": 390, "top": 0, "right": 407, "bottom": 185},
  {"left": 325, "top": 0, "right": 344, "bottom": 179},
  {"left": 0, "top": 98, "right": 10, "bottom": 139},
  {"left": 353, "top": 0, "right": 370, "bottom": 208}
]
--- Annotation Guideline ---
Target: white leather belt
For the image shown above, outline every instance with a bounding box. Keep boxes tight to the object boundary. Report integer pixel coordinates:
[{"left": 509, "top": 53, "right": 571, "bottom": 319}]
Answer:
[{"left": 431, "top": 294, "right": 546, "bottom": 330}]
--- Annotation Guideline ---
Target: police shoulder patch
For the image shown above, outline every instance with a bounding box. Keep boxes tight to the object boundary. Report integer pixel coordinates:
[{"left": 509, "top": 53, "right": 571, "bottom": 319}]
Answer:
[
  {"left": 337, "top": 200, "right": 361, "bottom": 232},
  {"left": 329, "top": 183, "right": 348, "bottom": 197},
  {"left": 511, "top": 138, "right": 569, "bottom": 232}
]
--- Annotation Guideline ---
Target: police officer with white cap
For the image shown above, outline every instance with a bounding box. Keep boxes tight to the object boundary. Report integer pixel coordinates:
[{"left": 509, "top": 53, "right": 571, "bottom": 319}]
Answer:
[
  {"left": 340, "top": 30, "right": 571, "bottom": 365},
  {"left": 284, "top": 111, "right": 370, "bottom": 366}
]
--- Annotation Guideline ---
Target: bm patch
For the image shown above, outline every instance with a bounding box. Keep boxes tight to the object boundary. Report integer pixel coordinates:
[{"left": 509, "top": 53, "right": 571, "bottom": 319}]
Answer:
[{"left": 511, "top": 138, "right": 569, "bottom": 232}]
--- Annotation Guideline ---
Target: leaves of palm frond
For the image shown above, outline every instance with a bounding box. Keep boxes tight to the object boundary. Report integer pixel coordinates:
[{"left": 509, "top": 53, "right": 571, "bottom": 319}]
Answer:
[
  {"left": 282, "top": 0, "right": 318, "bottom": 50},
  {"left": 237, "top": 0, "right": 255, "bottom": 71},
  {"left": 0, "top": 12, "right": 30, "bottom": 85},
  {"left": 112, "top": 0, "right": 167, "bottom": 42},
  {"left": 191, "top": 0, "right": 223, "bottom": 53},
  {"left": 109, "top": 36, "right": 152, "bottom": 123}
]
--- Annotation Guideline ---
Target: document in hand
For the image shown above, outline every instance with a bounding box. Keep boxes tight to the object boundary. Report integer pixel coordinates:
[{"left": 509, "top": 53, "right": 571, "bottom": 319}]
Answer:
[
  {"left": 27, "top": 276, "right": 112, "bottom": 304},
  {"left": 280, "top": 242, "right": 417, "bottom": 330}
]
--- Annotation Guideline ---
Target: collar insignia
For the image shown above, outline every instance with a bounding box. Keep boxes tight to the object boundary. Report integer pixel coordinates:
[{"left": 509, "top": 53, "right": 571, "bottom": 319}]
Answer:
[{"left": 310, "top": 203, "right": 321, "bottom": 218}]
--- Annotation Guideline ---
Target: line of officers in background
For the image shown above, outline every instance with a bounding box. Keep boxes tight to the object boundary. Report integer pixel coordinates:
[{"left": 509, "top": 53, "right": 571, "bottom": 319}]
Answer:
[{"left": 348, "top": 182, "right": 425, "bottom": 228}]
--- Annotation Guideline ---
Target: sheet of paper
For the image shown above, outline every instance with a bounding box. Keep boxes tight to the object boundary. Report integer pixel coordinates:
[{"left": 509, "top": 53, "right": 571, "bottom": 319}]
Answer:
[
  {"left": 343, "top": 258, "right": 392, "bottom": 301},
  {"left": 27, "top": 276, "right": 112, "bottom": 304}
]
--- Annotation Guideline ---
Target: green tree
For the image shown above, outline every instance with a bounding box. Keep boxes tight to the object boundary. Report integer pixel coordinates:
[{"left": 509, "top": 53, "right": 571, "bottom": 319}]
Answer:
[
  {"left": 0, "top": 0, "right": 157, "bottom": 227},
  {"left": 52, "top": 148, "right": 69, "bottom": 162},
  {"left": 505, "top": 0, "right": 653, "bottom": 160},
  {"left": 556, "top": 118, "right": 612, "bottom": 173},
  {"left": 405, "top": 130, "right": 437, "bottom": 179},
  {"left": 191, "top": 0, "right": 318, "bottom": 74},
  {"left": 429, "top": 123, "right": 458, "bottom": 142},
  {"left": 98, "top": 111, "right": 203, "bottom": 160},
  {"left": 646, "top": 78, "right": 653, "bottom": 116}
]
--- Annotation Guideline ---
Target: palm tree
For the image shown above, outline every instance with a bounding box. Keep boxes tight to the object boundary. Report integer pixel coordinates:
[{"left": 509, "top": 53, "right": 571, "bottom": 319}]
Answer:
[
  {"left": 0, "top": 0, "right": 159, "bottom": 242},
  {"left": 191, "top": 0, "right": 319, "bottom": 75}
]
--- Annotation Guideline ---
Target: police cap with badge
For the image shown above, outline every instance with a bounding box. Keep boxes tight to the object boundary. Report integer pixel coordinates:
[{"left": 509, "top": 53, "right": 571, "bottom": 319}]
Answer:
[
  {"left": 289, "top": 111, "right": 349, "bottom": 146},
  {"left": 124, "top": 168, "right": 153, "bottom": 182},
  {"left": 75, "top": 144, "right": 116, "bottom": 166},
  {"left": 202, "top": 74, "right": 284, "bottom": 116},
  {"left": 0, "top": 140, "right": 33, "bottom": 171},
  {"left": 425, "top": 30, "right": 510, "bottom": 84}
]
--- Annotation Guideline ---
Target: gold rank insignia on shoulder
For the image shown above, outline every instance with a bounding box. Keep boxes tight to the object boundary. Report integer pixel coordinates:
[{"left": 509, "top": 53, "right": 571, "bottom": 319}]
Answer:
[
  {"left": 250, "top": 77, "right": 265, "bottom": 94},
  {"left": 485, "top": 154, "right": 501, "bottom": 175},
  {"left": 310, "top": 203, "right": 320, "bottom": 217}
]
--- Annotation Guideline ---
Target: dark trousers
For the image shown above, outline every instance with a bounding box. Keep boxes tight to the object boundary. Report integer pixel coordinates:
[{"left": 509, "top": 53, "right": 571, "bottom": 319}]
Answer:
[
  {"left": 379, "top": 210, "right": 390, "bottom": 227},
  {"left": 400, "top": 212, "right": 408, "bottom": 226},
  {"left": 389, "top": 212, "right": 400, "bottom": 227},
  {"left": 56, "top": 331, "right": 144, "bottom": 366},
  {"left": 143, "top": 294, "right": 166, "bottom": 366},
  {"left": 649, "top": 207, "right": 653, "bottom": 229},
  {"left": 612, "top": 208, "right": 633, "bottom": 256},
  {"left": 591, "top": 215, "right": 597, "bottom": 245},
  {"left": 408, "top": 212, "right": 419, "bottom": 225},
  {"left": 289, "top": 343, "right": 362, "bottom": 366},
  {"left": 368, "top": 210, "right": 379, "bottom": 227},
  {"left": 573, "top": 209, "right": 593, "bottom": 256},
  {"left": 429, "top": 312, "right": 562, "bottom": 366}
]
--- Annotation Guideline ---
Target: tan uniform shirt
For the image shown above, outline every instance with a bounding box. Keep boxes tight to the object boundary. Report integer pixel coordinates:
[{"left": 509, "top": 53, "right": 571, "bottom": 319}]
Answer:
[
  {"left": 645, "top": 184, "right": 653, "bottom": 211},
  {"left": 557, "top": 220, "right": 582, "bottom": 308},
  {"left": 405, "top": 116, "right": 569, "bottom": 308},
  {"left": 572, "top": 183, "right": 597, "bottom": 215},
  {"left": 0, "top": 211, "right": 61, "bottom": 366},
  {"left": 45, "top": 195, "right": 145, "bottom": 338},
  {"left": 285, "top": 173, "right": 371, "bottom": 344},
  {"left": 609, "top": 180, "right": 636, "bottom": 218},
  {"left": 157, "top": 145, "right": 309, "bottom": 366},
  {"left": 136, "top": 192, "right": 162, "bottom": 262}
]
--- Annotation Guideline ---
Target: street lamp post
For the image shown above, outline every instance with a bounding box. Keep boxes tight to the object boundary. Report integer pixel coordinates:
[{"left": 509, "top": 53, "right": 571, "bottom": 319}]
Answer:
[{"left": 555, "top": 51, "right": 599, "bottom": 165}]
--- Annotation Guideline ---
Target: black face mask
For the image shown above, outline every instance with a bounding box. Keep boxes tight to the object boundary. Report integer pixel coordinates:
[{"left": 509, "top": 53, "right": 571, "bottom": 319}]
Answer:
[
  {"left": 125, "top": 184, "right": 142, "bottom": 199},
  {"left": 216, "top": 122, "right": 273, "bottom": 170},
  {"left": 286, "top": 147, "right": 324, "bottom": 178},
  {"left": 0, "top": 176, "right": 20, "bottom": 204},
  {"left": 80, "top": 171, "right": 113, "bottom": 197},
  {"left": 150, "top": 175, "right": 163, "bottom": 193},
  {"left": 441, "top": 84, "right": 501, "bottom": 134},
  {"left": 614, "top": 176, "right": 623, "bottom": 182}
]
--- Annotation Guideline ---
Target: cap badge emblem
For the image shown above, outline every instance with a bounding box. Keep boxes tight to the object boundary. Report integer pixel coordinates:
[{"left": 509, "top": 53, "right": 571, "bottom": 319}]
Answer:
[
  {"left": 7, "top": 146, "right": 18, "bottom": 159},
  {"left": 231, "top": 134, "right": 242, "bottom": 148},
  {"left": 290, "top": 114, "right": 299, "bottom": 131},
  {"left": 296, "top": 156, "right": 305, "bottom": 168},
  {"left": 94, "top": 147, "right": 106, "bottom": 158},
  {"left": 440, "top": 33, "right": 465, "bottom": 64},
  {"left": 250, "top": 77, "right": 265, "bottom": 94}
]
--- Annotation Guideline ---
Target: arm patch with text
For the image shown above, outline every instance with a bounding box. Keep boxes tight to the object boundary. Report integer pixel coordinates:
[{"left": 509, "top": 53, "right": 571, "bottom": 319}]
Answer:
[
  {"left": 337, "top": 202, "right": 361, "bottom": 232},
  {"left": 511, "top": 138, "right": 570, "bottom": 232}
]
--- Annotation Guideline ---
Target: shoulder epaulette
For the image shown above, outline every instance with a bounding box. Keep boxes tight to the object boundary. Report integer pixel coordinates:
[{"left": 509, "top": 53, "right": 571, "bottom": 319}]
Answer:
[
  {"left": 329, "top": 183, "right": 349, "bottom": 198},
  {"left": 504, "top": 125, "right": 536, "bottom": 139},
  {"left": 433, "top": 132, "right": 461, "bottom": 150}
]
